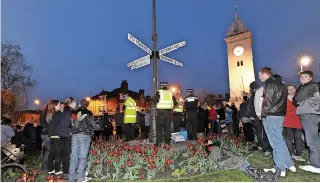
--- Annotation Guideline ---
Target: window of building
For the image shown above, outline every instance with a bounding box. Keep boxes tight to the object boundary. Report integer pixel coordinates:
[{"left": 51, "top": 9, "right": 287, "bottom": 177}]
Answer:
[
  {"left": 237, "top": 61, "right": 240, "bottom": 67},
  {"left": 240, "top": 60, "right": 243, "bottom": 66}
]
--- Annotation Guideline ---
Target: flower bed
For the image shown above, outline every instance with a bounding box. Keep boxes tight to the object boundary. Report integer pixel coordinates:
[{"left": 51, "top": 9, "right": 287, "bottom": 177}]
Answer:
[{"left": 87, "top": 134, "right": 250, "bottom": 181}]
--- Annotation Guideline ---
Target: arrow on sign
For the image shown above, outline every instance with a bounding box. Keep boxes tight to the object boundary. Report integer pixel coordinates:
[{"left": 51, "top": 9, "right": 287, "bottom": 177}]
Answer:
[
  {"left": 127, "top": 55, "right": 150, "bottom": 67},
  {"left": 160, "top": 55, "right": 184, "bottom": 67},
  {"left": 128, "top": 33, "right": 152, "bottom": 55},
  {"left": 159, "top": 41, "right": 186, "bottom": 55},
  {"left": 130, "top": 55, "right": 151, "bottom": 70}
]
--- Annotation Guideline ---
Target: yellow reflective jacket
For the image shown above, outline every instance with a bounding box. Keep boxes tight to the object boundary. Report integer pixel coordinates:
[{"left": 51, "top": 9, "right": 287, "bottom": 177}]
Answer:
[{"left": 124, "top": 97, "right": 136, "bottom": 124}]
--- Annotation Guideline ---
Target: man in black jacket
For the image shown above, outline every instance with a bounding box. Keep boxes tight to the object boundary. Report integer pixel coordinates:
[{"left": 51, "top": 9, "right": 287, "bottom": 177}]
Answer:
[
  {"left": 69, "top": 99, "right": 94, "bottom": 182},
  {"left": 259, "top": 67, "right": 295, "bottom": 177}
]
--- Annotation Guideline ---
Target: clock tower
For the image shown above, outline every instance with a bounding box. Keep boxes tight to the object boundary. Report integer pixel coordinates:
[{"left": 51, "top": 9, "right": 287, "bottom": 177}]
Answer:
[{"left": 224, "top": 11, "right": 255, "bottom": 102}]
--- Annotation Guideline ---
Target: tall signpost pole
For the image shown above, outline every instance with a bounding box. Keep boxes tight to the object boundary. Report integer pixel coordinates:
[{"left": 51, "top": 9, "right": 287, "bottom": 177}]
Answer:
[
  {"left": 127, "top": 0, "right": 186, "bottom": 144},
  {"left": 150, "top": 0, "right": 158, "bottom": 144}
]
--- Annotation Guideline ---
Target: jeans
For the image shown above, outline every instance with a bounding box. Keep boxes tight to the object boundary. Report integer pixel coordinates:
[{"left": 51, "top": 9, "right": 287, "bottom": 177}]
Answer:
[
  {"left": 226, "top": 123, "right": 233, "bottom": 136},
  {"left": 61, "top": 137, "right": 71, "bottom": 174},
  {"left": 69, "top": 134, "right": 91, "bottom": 182},
  {"left": 41, "top": 135, "right": 50, "bottom": 171},
  {"left": 283, "top": 127, "right": 303, "bottom": 156},
  {"left": 263, "top": 116, "right": 294, "bottom": 171},
  {"left": 299, "top": 114, "right": 320, "bottom": 168},
  {"left": 48, "top": 138, "right": 62, "bottom": 172}
]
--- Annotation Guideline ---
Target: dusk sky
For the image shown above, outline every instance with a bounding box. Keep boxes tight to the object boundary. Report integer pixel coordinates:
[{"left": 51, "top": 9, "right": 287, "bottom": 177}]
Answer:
[{"left": 2, "top": 0, "right": 320, "bottom": 109}]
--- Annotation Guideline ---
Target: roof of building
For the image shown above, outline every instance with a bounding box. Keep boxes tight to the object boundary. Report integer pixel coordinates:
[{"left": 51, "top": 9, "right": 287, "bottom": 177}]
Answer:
[
  {"left": 91, "top": 89, "right": 141, "bottom": 100},
  {"left": 226, "top": 12, "right": 250, "bottom": 38}
]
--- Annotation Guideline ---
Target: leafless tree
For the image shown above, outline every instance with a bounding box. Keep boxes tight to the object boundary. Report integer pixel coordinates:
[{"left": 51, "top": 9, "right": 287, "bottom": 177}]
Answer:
[
  {"left": 193, "top": 88, "right": 210, "bottom": 104},
  {"left": 204, "top": 93, "right": 217, "bottom": 106},
  {"left": 1, "top": 42, "right": 36, "bottom": 117}
]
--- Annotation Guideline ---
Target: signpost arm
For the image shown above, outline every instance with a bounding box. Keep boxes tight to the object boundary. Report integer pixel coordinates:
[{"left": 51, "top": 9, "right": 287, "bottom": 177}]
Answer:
[{"left": 150, "top": 0, "right": 158, "bottom": 144}]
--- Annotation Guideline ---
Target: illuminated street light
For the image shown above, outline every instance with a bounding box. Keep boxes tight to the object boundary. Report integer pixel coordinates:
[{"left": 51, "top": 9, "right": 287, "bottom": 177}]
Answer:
[
  {"left": 179, "top": 98, "right": 183, "bottom": 103},
  {"left": 300, "top": 55, "right": 311, "bottom": 71},
  {"left": 86, "top": 97, "right": 91, "bottom": 101},
  {"left": 34, "top": 99, "right": 40, "bottom": 111},
  {"left": 171, "top": 87, "right": 176, "bottom": 93}
]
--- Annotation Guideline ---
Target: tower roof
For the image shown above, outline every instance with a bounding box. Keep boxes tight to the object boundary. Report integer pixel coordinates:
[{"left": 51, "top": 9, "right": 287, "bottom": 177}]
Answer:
[{"left": 226, "top": 12, "right": 249, "bottom": 38}]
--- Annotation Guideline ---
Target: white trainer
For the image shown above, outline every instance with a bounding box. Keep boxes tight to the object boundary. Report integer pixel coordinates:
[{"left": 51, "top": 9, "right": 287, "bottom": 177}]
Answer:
[
  {"left": 48, "top": 170, "right": 55, "bottom": 174},
  {"left": 299, "top": 165, "right": 320, "bottom": 174},
  {"left": 55, "top": 171, "right": 63, "bottom": 175},
  {"left": 280, "top": 171, "right": 286, "bottom": 177},
  {"left": 263, "top": 168, "right": 276, "bottom": 174},
  {"left": 288, "top": 166, "right": 296, "bottom": 172},
  {"left": 292, "top": 155, "right": 305, "bottom": 162}
]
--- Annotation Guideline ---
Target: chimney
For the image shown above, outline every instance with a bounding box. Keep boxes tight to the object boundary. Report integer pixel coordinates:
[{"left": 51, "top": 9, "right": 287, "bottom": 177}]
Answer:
[
  {"left": 139, "top": 89, "right": 145, "bottom": 96},
  {"left": 120, "top": 80, "right": 128, "bottom": 92}
]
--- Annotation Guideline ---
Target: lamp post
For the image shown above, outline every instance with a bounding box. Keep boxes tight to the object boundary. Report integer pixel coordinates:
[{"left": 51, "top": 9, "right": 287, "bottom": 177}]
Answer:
[
  {"left": 300, "top": 55, "right": 311, "bottom": 71},
  {"left": 34, "top": 99, "right": 40, "bottom": 111}
]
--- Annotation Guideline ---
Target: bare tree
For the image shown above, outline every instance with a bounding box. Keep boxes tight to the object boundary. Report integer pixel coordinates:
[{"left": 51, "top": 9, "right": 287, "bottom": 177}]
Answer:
[
  {"left": 1, "top": 42, "right": 36, "bottom": 117},
  {"left": 193, "top": 88, "right": 210, "bottom": 104},
  {"left": 204, "top": 93, "right": 217, "bottom": 106}
]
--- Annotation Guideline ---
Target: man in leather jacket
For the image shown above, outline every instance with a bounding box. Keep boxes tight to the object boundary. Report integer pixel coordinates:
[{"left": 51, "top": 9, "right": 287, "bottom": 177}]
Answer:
[{"left": 258, "top": 67, "right": 295, "bottom": 177}]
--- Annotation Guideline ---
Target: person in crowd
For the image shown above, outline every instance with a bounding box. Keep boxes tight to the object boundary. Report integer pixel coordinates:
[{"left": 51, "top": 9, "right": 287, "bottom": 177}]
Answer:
[
  {"left": 231, "top": 102, "right": 240, "bottom": 136},
  {"left": 144, "top": 109, "right": 150, "bottom": 138},
  {"left": 184, "top": 89, "right": 199, "bottom": 140},
  {"left": 60, "top": 102, "right": 65, "bottom": 112},
  {"left": 101, "top": 110, "right": 110, "bottom": 141},
  {"left": 34, "top": 122, "right": 43, "bottom": 152},
  {"left": 173, "top": 101, "right": 184, "bottom": 133},
  {"left": 259, "top": 67, "right": 295, "bottom": 177},
  {"left": 60, "top": 97, "right": 76, "bottom": 178},
  {"left": 216, "top": 103, "right": 225, "bottom": 134},
  {"left": 69, "top": 99, "right": 94, "bottom": 182},
  {"left": 225, "top": 104, "right": 234, "bottom": 136},
  {"left": 39, "top": 101, "right": 51, "bottom": 171},
  {"left": 11, "top": 124, "right": 23, "bottom": 148},
  {"left": 47, "top": 100, "right": 63, "bottom": 175},
  {"left": 197, "top": 104, "right": 205, "bottom": 133},
  {"left": 251, "top": 81, "right": 272, "bottom": 156},
  {"left": 123, "top": 94, "right": 137, "bottom": 141},
  {"left": 239, "top": 96, "right": 254, "bottom": 143},
  {"left": 203, "top": 103, "right": 210, "bottom": 134},
  {"left": 114, "top": 108, "right": 123, "bottom": 139},
  {"left": 23, "top": 117, "right": 37, "bottom": 155},
  {"left": 283, "top": 85, "right": 305, "bottom": 162},
  {"left": 208, "top": 104, "right": 218, "bottom": 134},
  {"left": 93, "top": 116, "right": 101, "bottom": 141},
  {"left": 1, "top": 117, "right": 15, "bottom": 145},
  {"left": 293, "top": 70, "right": 320, "bottom": 174},
  {"left": 153, "top": 82, "right": 177, "bottom": 145}
]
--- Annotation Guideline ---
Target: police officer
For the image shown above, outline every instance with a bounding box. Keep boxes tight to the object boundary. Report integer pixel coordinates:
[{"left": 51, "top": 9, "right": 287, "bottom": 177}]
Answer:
[
  {"left": 123, "top": 94, "right": 137, "bottom": 141},
  {"left": 154, "top": 82, "right": 178, "bottom": 145},
  {"left": 184, "top": 89, "right": 200, "bottom": 140}
]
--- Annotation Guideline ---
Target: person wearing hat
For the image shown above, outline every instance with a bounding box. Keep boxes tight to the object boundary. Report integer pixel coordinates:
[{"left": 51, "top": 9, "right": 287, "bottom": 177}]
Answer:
[
  {"left": 123, "top": 93, "right": 137, "bottom": 141},
  {"left": 154, "top": 82, "right": 178, "bottom": 145},
  {"left": 293, "top": 70, "right": 320, "bottom": 174},
  {"left": 184, "top": 89, "right": 200, "bottom": 140}
]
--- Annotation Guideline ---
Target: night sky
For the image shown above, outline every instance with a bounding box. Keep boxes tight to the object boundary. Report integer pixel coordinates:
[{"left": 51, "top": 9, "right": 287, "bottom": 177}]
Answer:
[{"left": 2, "top": 0, "right": 320, "bottom": 109}]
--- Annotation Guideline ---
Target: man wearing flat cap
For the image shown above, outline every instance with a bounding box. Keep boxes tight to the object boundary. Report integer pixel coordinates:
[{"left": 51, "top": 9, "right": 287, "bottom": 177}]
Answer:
[
  {"left": 184, "top": 89, "right": 200, "bottom": 140},
  {"left": 154, "top": 82, "right": 178, "bottom": 146}
]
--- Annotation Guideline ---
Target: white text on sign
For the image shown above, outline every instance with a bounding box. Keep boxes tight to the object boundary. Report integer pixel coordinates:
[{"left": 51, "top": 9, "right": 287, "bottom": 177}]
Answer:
[
  {"left": 131, "top": 58, "right": 150, "bottom": 70},
  {"left": 127, "top": 55, "right": 150, "bottom": 67},
  {"left": 159, "top": 41, "right": 186, "bottom": 55},
  {"left": 160, "top": 55, "right": 184, "bottom": 67},
  {"left": 128, "top": 33, "right": 152, "bottom": 55}
]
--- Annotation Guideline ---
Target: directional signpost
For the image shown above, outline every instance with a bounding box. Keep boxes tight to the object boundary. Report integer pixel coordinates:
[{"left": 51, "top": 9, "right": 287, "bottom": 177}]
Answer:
[{"left": 126, "top": 0, "right": 186, "bottom": 144}]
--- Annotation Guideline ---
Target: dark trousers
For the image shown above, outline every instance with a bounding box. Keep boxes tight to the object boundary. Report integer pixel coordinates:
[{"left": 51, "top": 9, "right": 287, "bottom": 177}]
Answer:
[
  {"left": 212, "top": 120, "right": 221, "bottom": 134},
  {"left": 186, "top": 111, "right": 198, "bottom": 140},
  {"left": 61, "top": 137, "right": 71, "bottom": 174},
  {"left": 93, "top": 130, "right": 100, "bottom": 140},
  {"left": 156, "top": 109, "right": 172, "bottom": 145},
  {"left": 48, "top": 138, "right": 62, "bottom": 172},
  {"left": 144, "top": 126, "right": 150, "bottom": 137},
  {"left": 243, "top": 123, "right": 254, "bottom": 142},
  {"left": 41, "top": 135, "right": 50, "bottom": 171},
  {"left": 124, "top": 123, "right": 134, "bottom": 141},
  {"left": 283, "top": 127, "right": 303, "bottom": 156},
  {"left": 251, "top": 118, "right": 272, "bottom": 152},
  {"left": 23, "top": 137, "right": 36, "bottom": 155},
  {"left": 173, "top": 113, "right": 182, "bottom": 132},
  {"left": 116, "top": 126, "right": 122, "bottom": 138},
  {"left": 233, "top": 121, "right": 240, "bottom": 136},
  {"left": 226, "top": 123, "right": 233, "bottom": 136}
]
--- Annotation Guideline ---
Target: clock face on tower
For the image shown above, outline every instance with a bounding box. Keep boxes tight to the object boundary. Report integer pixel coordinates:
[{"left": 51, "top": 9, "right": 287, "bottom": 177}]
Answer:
[{"left": 233, "top": 46, "right": 244, "bottom": 56}]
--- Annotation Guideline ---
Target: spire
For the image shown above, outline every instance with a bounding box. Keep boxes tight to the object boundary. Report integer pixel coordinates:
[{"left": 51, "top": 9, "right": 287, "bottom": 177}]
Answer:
[{"left": 226, "top": 7, "right": 249, "bottom": 38}]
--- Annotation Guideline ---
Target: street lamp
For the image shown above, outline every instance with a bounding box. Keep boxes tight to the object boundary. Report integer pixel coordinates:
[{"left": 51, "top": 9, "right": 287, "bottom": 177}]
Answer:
[
  {"left": 34, "top": 99, "right": 40, "bottom": 111},
  {"left": 86, "top": 97, "right": 91, "bottom": 101},
  {"left": 300, "top": 55, "right": 311, "bottom": 71},
  {"left": 171, "top": 87, "right": 177, "bottom": 94}
]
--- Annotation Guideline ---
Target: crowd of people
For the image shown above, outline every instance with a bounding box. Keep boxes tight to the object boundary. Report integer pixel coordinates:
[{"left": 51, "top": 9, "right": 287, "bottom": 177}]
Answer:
[{"left": 1, "top": 67, "right": 319, "bottom": 181}]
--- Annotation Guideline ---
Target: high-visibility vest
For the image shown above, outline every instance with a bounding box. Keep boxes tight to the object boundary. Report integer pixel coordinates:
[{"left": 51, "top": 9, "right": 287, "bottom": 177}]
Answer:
[
  {"left": 124, "top": 97, "right": 136, "bottom": 124},
  {"left": 174, "top": 105, "right": 183, "bottom": 113},
  {"left": 156, "top": 90, "right": 174, "bottom": 109}
]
